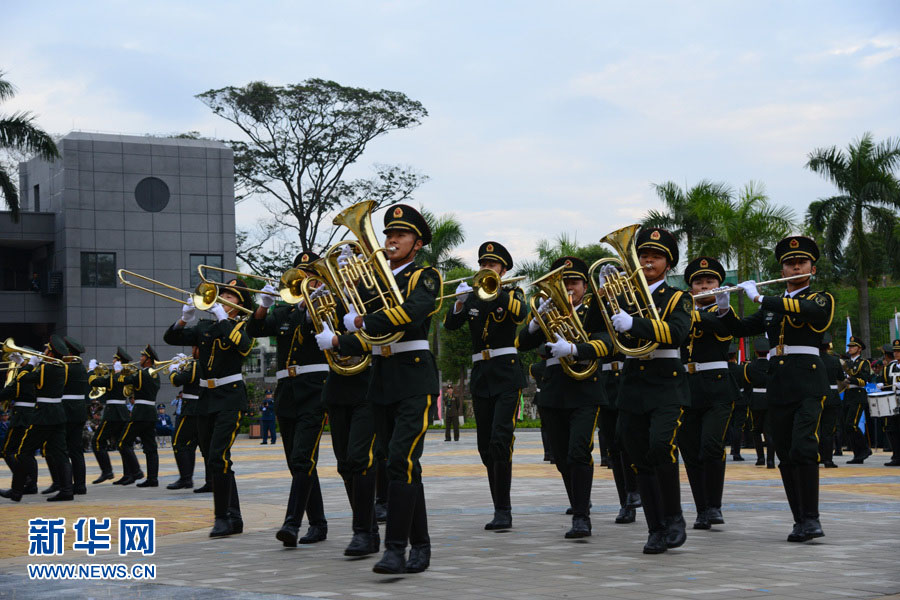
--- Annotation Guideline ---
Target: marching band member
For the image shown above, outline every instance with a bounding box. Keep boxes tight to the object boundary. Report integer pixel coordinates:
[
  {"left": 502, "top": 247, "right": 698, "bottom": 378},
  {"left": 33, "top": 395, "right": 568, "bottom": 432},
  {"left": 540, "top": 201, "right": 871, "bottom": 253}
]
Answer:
[
  {"left": 317, "top": 204, "right": 440, "bottom": 574},
  {"left": 728, "top": 344, "right": 751, "bottom": 462},
  {"left": 62, "top": 336, "right": 90, "bottom": 495},
  {"left": 167, "top": 347, "right": 205, "bottom": 490},
  {"left": 164, "top": 279, "right": 255, "bottom": 537},
  {"left": 744, "top": 338, "right": 774, "bottom": 468},
  {"left": 89, "top": 347, "right": 135, "bottom": 484},
  {"left": 117, "top": 345, "right": 162, "bottom": 488},
  {"left": 247, "top": 252, "right": 331, "bottom": 548},
  {"left": 877, "top": 339, "right": 900, "bottom": 466},
  {"left": 818, "top": 334, "right": 844, "bottom": 469},
  {"left": 1, "top": 347, "right": 40, "bottom": 494},
  {"left": 843, "top": 336, "right": 871, "bottom": 464},
  {"left": 679, "top": 256, "right": 739, "bottom": 530},
  {"left": 715, "top": 235, "right": 833, "bottom": 542},
  {"left": 443, "top": 241, "right": 527, "bottom": 531}
]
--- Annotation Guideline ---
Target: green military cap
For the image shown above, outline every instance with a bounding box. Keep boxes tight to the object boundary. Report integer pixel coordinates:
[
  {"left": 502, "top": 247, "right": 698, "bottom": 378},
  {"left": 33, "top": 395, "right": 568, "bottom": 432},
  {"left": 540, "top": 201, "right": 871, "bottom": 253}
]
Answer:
[
  {"left": 892, "top": 339, "right": 900, "bottom": 352},
  {"left": 636, "top": 227, "right": 679, "bottom": 266},
  {"left": 221, "top": 278, "right": 256, "bottom": 311},
  {"left": 115, "top": 346, "right": 133, "bottom": 362},
  {"left": 775, "top": 235, "right": 819, "bottom": 263},
  {"left": 48, "top": 335, "right": 69, "bottom": 357},
  {"left": 293, "top": 251, "right": 321, "bottom": 271},
  {"left": 383, "top": 204, "right": 432, "bottom": 245},
  {"left": 847, "top": 335, "right": 865, "bottom": 351},
  {"left": 684, "top": 256, "right": 725, "bottom": 285},
  {"left": 550, "top": 256, "right": 589, "bottom": 282},
  {"left": 753, "top": 337, "right": 770, "bottom": 354},
  {"left": 141, "top": 344, "right": 159, "bottom": 362},
  {"left": 883, "top": 344, "right": 893, "bottom": 355},
  {"left": 63, "top": 335, "right": 85, "bottom": 355},
  {"left": 478, "top": 241, "right": 513, "bottom": 270}
]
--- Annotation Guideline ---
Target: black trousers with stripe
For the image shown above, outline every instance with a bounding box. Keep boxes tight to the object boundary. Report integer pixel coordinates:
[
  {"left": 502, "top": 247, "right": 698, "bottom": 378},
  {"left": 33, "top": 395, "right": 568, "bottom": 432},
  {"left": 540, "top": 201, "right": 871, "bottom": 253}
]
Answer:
[
  {"left": 770, "top": 397, "right": 824, "bottom": 466},
  {"left": 327, "top": 402, "right": 376, "bottom": 480},
  {"left": 539, "top": 405, "right": 600, "bottom": 476},
  {"left": 472, "top": 390, "right": 520, "bottom": 467},
  {"left": 206, "top": 409, "right": 243, "bottom": 475},
  {"left": 173, "top": 414, "right": 200, "bottom": 454},
  {"left": 618, "top": 404, "right": 684, "bottom": 473},
  {"left": 375, "top": 394, "right": 432, "bottom": 484}
]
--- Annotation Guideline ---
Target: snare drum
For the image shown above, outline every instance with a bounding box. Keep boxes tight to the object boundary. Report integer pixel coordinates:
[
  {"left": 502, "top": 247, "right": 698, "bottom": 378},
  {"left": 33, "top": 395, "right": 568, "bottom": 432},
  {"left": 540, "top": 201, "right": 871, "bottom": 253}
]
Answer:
[{"left": 867, "top": 391, "right": 900, "bottom": 418}]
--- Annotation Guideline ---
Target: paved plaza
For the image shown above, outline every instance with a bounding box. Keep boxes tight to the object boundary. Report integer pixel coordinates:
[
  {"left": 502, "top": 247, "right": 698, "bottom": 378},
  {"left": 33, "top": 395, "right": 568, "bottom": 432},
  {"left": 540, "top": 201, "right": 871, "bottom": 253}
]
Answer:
[{"left": 1, "top": 430, "right": 899, "bottom": 600}]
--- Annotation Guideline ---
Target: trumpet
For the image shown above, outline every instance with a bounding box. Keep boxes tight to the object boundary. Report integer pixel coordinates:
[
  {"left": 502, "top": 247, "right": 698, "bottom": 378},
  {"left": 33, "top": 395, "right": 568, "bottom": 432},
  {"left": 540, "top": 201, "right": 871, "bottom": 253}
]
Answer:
[
  {"left": 440, "top": 270, "right": 526, "bottom": 302},
  {"left": 148, "top": 356, "right": 191, "bottom": 376},
  {"left": 1, "top": 338, "right": 67, "bottom": 365},
  {"left": 197, "top": 264, "right": 306, "bottom": 304},
  {"left": 118, "top": 270, "right": 252, "bottom": 316},
  {"left": 88, "top": 361, "right": 139, "bottom": 399},
  {"left": 690, "top": 274, "right": 812, "bottom": 300}
]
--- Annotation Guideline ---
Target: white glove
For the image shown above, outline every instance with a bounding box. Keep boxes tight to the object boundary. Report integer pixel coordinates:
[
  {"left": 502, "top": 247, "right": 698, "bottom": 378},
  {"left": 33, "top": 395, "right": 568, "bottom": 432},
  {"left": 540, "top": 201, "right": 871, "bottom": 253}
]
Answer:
[
  {"left": 9, "top": 352, "right": 25, "bottom": 366},
  {"left": 548, "top": 333, "right": 576, "bottom": 359},
  {"left": 537, "top": 297, "right": 553, "bottom": 315},
  {"left": 337, "top": 245, "right": 354, "bottom": 267},
  {"left": 877, "top": 382, "right": 885, "bottom": 390},
  {"left": 176, "top": 352, "right": 187, "bottom": 360},
  {"left": 737, "top": 280, "right": 760, "bottom": 301},
  {"left": 343, "top": 307, "right": 360, "bottom": 332},
  {"left": 211, "top": 303, "right": 229, "bottom": 322},
  {"left": 258, "top": 283, "right": 277, "bottom": 308},
  {"left": 181, "top": 295, "right": 196, "bottom": 322},
  {"left": 455, "top": 281, "right": 473, "bottom": 304},
  {"left": 168, "top": 363, "right": 179, "bottom": 373},
  {"left": 316, "top": 322, "right": 336, "bottom": 351},
  {"left": 113, "top": 360, "right": 123, "bottom": 373},
  {"left": 88, "top": 358, "right": 98, "bottom": 371},
  {"left": 597, "top": 264, "right": 618, "bottom": 288},
  {"left": 611, "top": 310, "right": 634, "bottom": 332},
  {"left": 715, "top": 290, "right": 730, "bottom": 312},
  {"left": 28, "top": 354, "right": 42, "bottom": 366}
]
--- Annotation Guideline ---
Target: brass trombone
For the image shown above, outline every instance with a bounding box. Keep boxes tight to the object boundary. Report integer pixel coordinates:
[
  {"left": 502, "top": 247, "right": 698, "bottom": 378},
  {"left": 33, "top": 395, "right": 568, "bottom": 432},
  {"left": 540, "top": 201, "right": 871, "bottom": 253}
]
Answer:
[
  {"left": 440, "top": 270, "right": 526, "bottom": 302},
  {"left": 118, "top": 270, "right": 252, "bottom": 316},
  {"left": 197, "top": 264, "right": 305, "bottom": 304},
  {"left": 1, "top": 338, "right": 67, "bottom": 365}
]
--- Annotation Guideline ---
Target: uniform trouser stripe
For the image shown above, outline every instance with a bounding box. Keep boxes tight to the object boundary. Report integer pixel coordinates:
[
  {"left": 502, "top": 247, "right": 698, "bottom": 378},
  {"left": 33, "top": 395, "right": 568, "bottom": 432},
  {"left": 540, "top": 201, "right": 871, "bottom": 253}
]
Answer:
[
  {"left": 669, "top": 408, "right": 684, "bottom": 463},
  {"left": 814, "top": 396, "right": 825, "bottom": 462},
  {"left": 588, "top": 406, "right": 601, "bottom": 466},
  {"left": 407, "top": 395, "right": 432, "bottom": 484},
  {"left": 118, "top": 422, "right": 134, "bottom": 450},
  {"left": 172, "top": 417, "right": 187, "bottom": 447},
  {"left": 308, "top": 414, "right": 328, "bottom": 477},
  {"left": 720, "top": 402, "right": 735, "bottom": 461},
  {"left": 365, "top": 434, "right": 376, "bottom": 473},
  {"left": 14, "top": 425, "right": 34, "bottom": 460},
  {"left": 93, "top": 421, "right": 107, "bottom": 452},
  {"left": 222, "top": 411, "right": 243, "bottom": 473},
  {"left": 508, "top": 389, "right": 522, "bottom": 463}
]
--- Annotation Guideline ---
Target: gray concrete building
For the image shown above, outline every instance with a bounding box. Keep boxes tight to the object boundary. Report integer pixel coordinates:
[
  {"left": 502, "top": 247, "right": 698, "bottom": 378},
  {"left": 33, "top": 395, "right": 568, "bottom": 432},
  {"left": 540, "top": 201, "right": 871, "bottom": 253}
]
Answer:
[{"left": 1, "top": 132, "right": 236, "bottom": 401}]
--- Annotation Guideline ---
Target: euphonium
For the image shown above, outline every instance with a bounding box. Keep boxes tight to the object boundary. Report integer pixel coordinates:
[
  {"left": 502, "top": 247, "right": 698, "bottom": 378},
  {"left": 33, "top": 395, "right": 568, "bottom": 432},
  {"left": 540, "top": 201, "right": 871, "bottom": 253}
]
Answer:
[
  {"left": 587, "top": 224, "right": 661, "bottom": 358},
  {"left": 300, "top": 256, "right": 371, "bottom": 376},
  {"left": 529, "top": 264, "right": 599, "bottom": 381},
  {"left": 328, "top": 200, "right": 406, "bottom": 346}
]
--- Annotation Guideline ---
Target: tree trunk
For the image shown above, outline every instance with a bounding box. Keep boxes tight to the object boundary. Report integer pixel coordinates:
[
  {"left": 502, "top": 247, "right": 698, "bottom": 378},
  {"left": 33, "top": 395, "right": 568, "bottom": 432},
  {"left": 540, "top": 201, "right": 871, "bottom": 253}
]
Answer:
[{"left": 859, "top": 274, "right": 871, "bottom": 358}]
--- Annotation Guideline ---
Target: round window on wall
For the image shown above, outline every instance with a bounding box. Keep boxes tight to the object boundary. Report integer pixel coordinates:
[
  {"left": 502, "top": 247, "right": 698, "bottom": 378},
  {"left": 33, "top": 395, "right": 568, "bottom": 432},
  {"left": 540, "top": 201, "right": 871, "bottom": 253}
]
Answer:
[{"left": 134, "top": 177, "right": 170, "bottom": 212}]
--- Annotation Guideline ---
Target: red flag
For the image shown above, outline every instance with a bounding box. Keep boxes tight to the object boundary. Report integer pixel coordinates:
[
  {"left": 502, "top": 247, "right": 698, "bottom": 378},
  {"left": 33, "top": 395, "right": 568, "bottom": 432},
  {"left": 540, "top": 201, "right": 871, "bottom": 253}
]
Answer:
[{"left": 738, "top": 337, "right": 745, "bottom": 363}]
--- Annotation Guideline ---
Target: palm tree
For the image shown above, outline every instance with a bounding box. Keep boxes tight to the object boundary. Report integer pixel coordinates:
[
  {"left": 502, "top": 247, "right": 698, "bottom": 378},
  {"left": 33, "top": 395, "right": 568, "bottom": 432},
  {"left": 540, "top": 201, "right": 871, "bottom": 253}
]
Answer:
[
  {"left": 0, "top": 71, "right": 59, "bottom": 221},
  {"left": 516, "top": 233, "right": 581, "bottom": 284},
  {"left": 694, "top": 181, "right": 795, "bottom": 316},
  {"left": 643, "top": 180, "right": 733, "bottom": 266},
  {"left": 806, "top": 133, "right": 900, "bottom": 351}
]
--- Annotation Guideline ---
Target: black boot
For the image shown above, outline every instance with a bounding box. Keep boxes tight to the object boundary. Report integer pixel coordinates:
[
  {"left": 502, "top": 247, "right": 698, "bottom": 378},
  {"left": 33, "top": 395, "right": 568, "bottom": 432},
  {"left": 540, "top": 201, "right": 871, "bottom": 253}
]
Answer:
[
  {"left": 92, "top": 450, "right": 114, "bottom": 484},
  {"left": 778, "top": 464, "right": 808, "bottom": 542},
  {"left": 565, "top": 464, "right": 593, "bottom": 538},
  {"left": 485, "top": 460, "right": 513, "bottom": 530},
  {"left": 0, "top": 488, "right": 23, "bottom": 502},
  {"left": 373, "top": 481, "right": 417, "bottom": 574},
  {"left": 167, "top": 452, "right": 189, "bottom": 489},
  {"left": 685, "top": 464, "right": 709, "bottom": 530},
  {"left": 299, "top": 472, "right": 327, "bottom": 544},
  {"left": 704, "top": 460, "right": 726, "bottom": 525},
  {"left": 753, "top": 433, "right": 766, "bottom": 465},
  {"left": 209, "top": 473, "right": 235, "bottom": 537},
  {"left": 656, "top": 462, "right": 686, "bottom": 548},
  {"left": 41, "top": 483, "right": 60, "bottom": 495},
  {"left": 406, "top": 483, "right": 431, "bottom": 573},
  {"left": 610, "top": 454, "right": 630, "bottom": 523},
  {"left": 797, "top": 464, "right": 824, "bottom": 539},
  {"left": 47, "top": 461, "right": 74, "bottom": 502},
  {"left": 71, "top": 447, "right": 87, "bottom": 495},
  {"left": 194, "top": 457, "right": 211, "bottom": 493},
  {"left": 277, "top": 473, "right": 308, "bottom": 547},
  {"left": 227, "top": 472, "right": 243, "bottom": 534},
  {"left": 345, "top": 470, "right": 380, "bottom": 556},
  {"left": 137, "top": 451, "right": 159, "bottom": 487},
  {"left": 636, "top": 471, "right": 667, "bottom": 554}
]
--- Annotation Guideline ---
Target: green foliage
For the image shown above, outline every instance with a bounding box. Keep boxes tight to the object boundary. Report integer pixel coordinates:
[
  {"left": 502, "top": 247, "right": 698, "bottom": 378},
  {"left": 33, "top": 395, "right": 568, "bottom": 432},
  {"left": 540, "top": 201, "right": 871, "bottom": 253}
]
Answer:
[
  {"left": 516, "top": 234, "right": 613, "bottom": 287},
  {"left": 436, "top": 266, "right": 475, "bottom": 383}
]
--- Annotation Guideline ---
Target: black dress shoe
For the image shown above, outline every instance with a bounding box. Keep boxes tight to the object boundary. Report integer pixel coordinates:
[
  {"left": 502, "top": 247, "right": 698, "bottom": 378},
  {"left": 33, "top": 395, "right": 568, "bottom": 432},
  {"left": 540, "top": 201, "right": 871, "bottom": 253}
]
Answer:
[
  {"left": 803, "top": 518, "right": 824, "bottom": 538},
  {"left": 74, "top": 485, "right": 87, "bottom": 495},
  {"left": 167, "top": 479, "right": 193, "bottom": 490},
  {"left": 665, "top": 514, "right": 687, "bottom": 548},
  {"left": 136, "top": 479, "right": 158, "bottom": 488},
  {"left": 706, "top": 507, "right": 724, "bottom": 525},
  {"left": 260, "top": 442, "right": 267, "bottom": 445},
  {"left": 643, "top": 531, "right": 668, "bottom": 554},
  {"left": 0, "top": 489, "right": 23, "bottom": 502},
  {"left": 405, "top": 543, "right": 431, "bottom": 573},
  {"left": 755, "top": 457, "right": 766, "bottom": 466},
  {"left": 823, "top": 461, "right": 838, "bottom": 468},
  {"left": 564, "top": 516, "right": 592, "bottom": 538},
  {"left": 23, "top": 484, "right": 38, "bottom": 495},
  {"left": 846, "top": 457, "right": 865, "bottom": 464},
  {"left": 787, "top": 522, "right": 811, "bottom": 542},
  {"left": 732, "top": 455, "right": 745, "bottom": 462},
  {"left": 276, "top": 525, "right": 298, "bottom": 547},
  {"left": 885, "top": 459, "right": 900, "bottom": 466},
  {"left": 299, "top": 524, "right": 327, "bottom": 544},
  {"left": 693, "top": 510, "right": 711, "bottom": 530},
  {"left": 47, "top": 492, "right": 74, "bottom": 502},
  {"left": 229, "top": 517, "right": 243, "bottom": 534},
  {"left": 624, "top": 492, "right": 642, "bottom": 509},
  {"left": 344, "top": 532, "right": 380, "bottom": 556},
  {"left": 766, "top": 461, "right": 775, "bottom": 469},
  {"left": 374, "top": 502, "right": 388, "bottom": 523},
  {"left": 373, "top": 546, "right": 406, "bottom": 574},
  {"left": 92, "top": 472, "right": 114, "bottom": 484},
  {"left": 615, "top": 507, "right": 636, "bottom": 524},
  {"left": 194, "top": 482, "right": 212, "bottom": 493},
  {"left": 484, "top": 509, "right": 512, "bottom": 530},
  {"left": 209, "top": 518, "right": 235, "bottom": 538},
  {"left": 41, "top": 483, "right": 60, "bottom": 495},
  {"left": 112, "top": 475, "right": 132, "bottom": 485}
]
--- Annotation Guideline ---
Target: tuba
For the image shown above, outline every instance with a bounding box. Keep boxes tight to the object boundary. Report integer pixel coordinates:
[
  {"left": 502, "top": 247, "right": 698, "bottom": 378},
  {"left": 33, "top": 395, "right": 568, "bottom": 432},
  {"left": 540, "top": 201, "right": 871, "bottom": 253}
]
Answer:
[
  {"left": 587, "top": 224, "right": 661, "bottom": 358},
  {"left": 529, "top": 264, "right": 599, "bottom": 380},
  {"left": 327, "top": 200, "right": 406, "bottom": 346}
]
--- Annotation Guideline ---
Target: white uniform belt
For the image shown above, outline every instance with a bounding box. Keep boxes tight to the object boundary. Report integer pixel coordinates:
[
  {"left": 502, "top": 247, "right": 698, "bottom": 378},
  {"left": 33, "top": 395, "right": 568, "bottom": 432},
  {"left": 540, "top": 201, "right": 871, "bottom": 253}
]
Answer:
[
  {"left": 371, "top": 340, "right": 430, "bottom": 357},
  {"left": 36, "top": 397, "right": 62, "bottom": 404},
  {"left": 276, "top": 364, "right": 330, "bottom": 379},
  {"left": 752, "top": 388, "right": 767, "bottom": 394},
  {"left": 472, "top": 347, "right": 517, "bottom": 362},
  {"left": 199, "top": 373, "right": 243, "bottom": 389},
  {"left": 133, "top": 399, "right": 155, "bottom": 406},
  {"left": 829, "top": 385, "right": 839, "bottom": 390},
  {"left": 13, "top": 401, "right": 36, "bottom": 408},
  {"left": 848, "top": 384, "right": 863, "bottom": 389},
  {"left": 62, "top": 394, "right": 84, "bottom": 400},
  {"left": 546, "top": 357, "right": 560, "bottom": 367},
  {"left": 627, "top": 349, "right": 681, "bottom": 361},
  {"left": 181, "top": 394, "right": 200, "bottom": 400},
  {"left": 105, "top": 399, "right": 127, "bottom": 404},
  {"left": 685, "top": 360, "right": 729, "bottom": 374},
  {"left": 768, "top": 345, "right": 819, "bottom": 358},
  {"left": 602, "top": 361, "right": 623, "bottom": 372}
]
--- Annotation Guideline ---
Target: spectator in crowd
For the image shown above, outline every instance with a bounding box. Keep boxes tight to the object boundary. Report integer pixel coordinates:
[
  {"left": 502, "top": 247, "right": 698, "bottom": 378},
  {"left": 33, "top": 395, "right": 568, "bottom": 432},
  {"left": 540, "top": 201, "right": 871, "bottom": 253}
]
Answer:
[
  {"left": 155, "top": 404, "right": 174, "bottom": 442},
  {"left": 444, "top": 385, "right": 462, "bottom": 442},
  {"left": 0, "top": 411, "right": 9, "bottom": 447},
  {"left": 259, "top": 390, "right": 276, "bottom": 445},
  {"left": 170, "top": 392, "right": 183, "bottom": 428}
]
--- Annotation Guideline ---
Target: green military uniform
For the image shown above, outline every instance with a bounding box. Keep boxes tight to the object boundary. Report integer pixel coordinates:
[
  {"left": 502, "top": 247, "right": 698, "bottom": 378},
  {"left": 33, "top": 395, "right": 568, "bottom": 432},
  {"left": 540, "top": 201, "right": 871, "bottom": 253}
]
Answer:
[
  {"left": 61, "top": 336, "right": 90, "bottom": 494},
  {"left": 679, "top": 257, "right": 739, "bottom": 530},
  {"left": 842, "top": 337, "right": 872, "bottom": 463},
  {"left": 164, "top": 278, "right": 254, "bottom": 538},
  {"left": 743, "top": 338, "right": 774, "bottom": 467},
  {"left": 818, "top": 335, "right": 844, "bottom": 468},
  {"left": 333, "top": 203, "right": 439, "bottom": 574},
  {"left": 610, "top": 227, "right": 692, "bottom": 553},
  {"left": 89, "top": 346, "right": 134, "bottom": 483},
  {"left": 443, "top": 240, "right": 527, "bottom": 530},
  {"left": 516, "top": 256, "right": 610, "bottom": 539},
  {"left": 530, "top": 360, "right": 555, "bottom": 461},
  {"left": 168, "top": 358, "right": 205, "bottom": 489},
  {"left": 0, "top": 359, "right": 39, "bottom": 493},
  {"left": 1, "top": 335, "right": 74, "bottom": 502},
  {"left": 728, "top": 351, "right": 751, "bottom": 462},
  {"left": 719, "top": 235, "right": 833, "bottom": 542},
  {"left": 879, "top": 340, "right": 900, "bottom": 466},
  {"left": 246, "top": 251, "right": 330, "bottom": 548},
  {"left": 118, "top": 345, "right": 162, "bottom": 487}
]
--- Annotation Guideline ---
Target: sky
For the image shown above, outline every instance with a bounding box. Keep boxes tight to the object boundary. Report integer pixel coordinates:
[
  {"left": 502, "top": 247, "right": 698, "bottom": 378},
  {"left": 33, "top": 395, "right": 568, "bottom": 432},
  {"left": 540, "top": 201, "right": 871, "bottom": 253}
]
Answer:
[{"left": 3, "top": 0, "right": 899, "bottom": 270}]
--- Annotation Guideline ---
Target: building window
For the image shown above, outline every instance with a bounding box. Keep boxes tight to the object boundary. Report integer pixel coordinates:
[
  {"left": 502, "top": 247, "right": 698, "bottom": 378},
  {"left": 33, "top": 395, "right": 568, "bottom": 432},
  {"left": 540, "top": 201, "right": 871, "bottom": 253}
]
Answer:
[
  {"left": 33, "top": 185, "right": 40, "bottom": 212},
  {"left": 190, "top": 254, "right": 223, "bottom": 288},
  {"left": 81, "top": 252, "right": 116, "bottom": 287}
]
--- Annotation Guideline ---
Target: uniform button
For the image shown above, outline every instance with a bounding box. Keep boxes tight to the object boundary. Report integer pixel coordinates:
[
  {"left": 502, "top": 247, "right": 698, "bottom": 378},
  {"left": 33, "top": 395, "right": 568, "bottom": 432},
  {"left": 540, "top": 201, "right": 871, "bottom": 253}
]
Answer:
[
  {"left": 779, "top": 360, "right": 784, "bottom": 365},
  {"left": 510, "top": 359, "right": 515, "bottom": 364},
  {"left": 640, "top": 366, "right": 645, "bottom": 371},
  {"left": 812, "top": 364, "right": 816, "bottom": 369},
  {"left": 673, "top": 371, "right": 677, "bottom": 376},
  {"left": 414, "top": 357, "right": 420, "bottom": 363}
]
